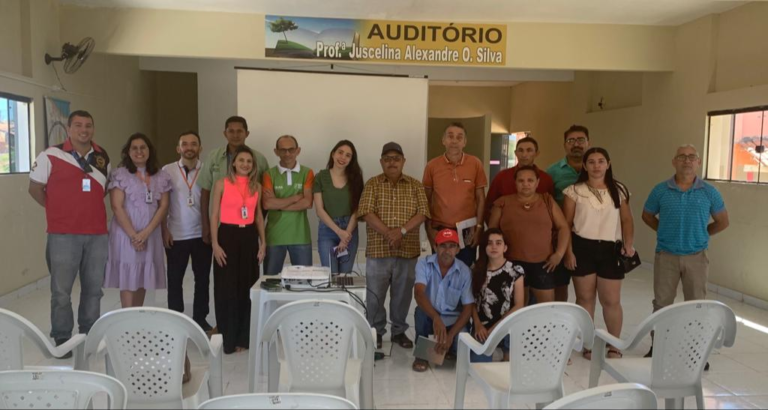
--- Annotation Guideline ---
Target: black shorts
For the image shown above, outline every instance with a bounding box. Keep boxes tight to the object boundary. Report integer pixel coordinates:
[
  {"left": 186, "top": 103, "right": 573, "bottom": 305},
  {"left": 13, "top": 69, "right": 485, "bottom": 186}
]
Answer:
[
  {"left": 515, "top": 261, "right": 556, "bottom": 290},
  {"left": 553, "top": 262, "right": 572, "bottom": 287},
  {"left": 571, "top": 234, "right": 625, "bottom": 280}
]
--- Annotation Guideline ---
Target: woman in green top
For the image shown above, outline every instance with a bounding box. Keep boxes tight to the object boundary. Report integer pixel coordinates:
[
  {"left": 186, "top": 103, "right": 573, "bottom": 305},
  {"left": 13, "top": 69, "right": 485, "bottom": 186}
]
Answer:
[{"left": 314, "top": 140, "right": 364, "bottom": 273}]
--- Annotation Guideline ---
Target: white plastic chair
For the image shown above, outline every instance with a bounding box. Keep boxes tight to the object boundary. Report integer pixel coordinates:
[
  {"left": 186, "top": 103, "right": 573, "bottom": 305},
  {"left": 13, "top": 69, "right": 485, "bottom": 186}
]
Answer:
[
  {"left": 260, "top": 300, "right": 375, "bottom": 410},
  {"left": 198, "top": 393, "right": 358, "bottom": 409},
  {"left": 589, "top": 301, "right": 737, "bottom": 410},
  {"left": 455, "top": 302, "right": 595, "bottom": 409},
  {"left": 82, "top": 307, "right": 223, "bottom": 409},
  {"left": 0, "top": 370, "right": 127, "bottom": 409},
  {"left": 0, "top": 308, "right": 86, "bottom": 370},
  {"left": 543, "top": 383, "right": 658, "bottom": 409}
]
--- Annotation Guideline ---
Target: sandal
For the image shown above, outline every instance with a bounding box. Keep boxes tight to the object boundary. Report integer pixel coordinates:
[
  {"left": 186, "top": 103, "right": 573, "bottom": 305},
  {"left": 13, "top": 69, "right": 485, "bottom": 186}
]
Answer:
[
  {"left": 412, "top": 358, "right": 429, "bottom": 373},
  {"left": 607, "top": 347, "right": 623, "bottom": 359},
  {"left": 582, "top": 348, "right": 592, "bottom": 361}
]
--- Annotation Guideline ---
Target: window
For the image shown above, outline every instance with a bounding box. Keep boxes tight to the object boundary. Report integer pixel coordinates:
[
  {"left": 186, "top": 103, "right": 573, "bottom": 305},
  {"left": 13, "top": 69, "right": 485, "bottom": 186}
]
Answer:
[
  {"left": 705, "top": 106, "right": 767, "bottom": 184},
  {"left": 0, "top": 92, "right": 32, "bottom": 174}
]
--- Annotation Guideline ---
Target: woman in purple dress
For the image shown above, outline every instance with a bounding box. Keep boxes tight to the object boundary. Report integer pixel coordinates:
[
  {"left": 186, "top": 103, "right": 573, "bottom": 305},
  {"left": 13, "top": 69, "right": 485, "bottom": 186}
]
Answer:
[{"left": 105, "top": 133, "right": 172, "bottom": 308}]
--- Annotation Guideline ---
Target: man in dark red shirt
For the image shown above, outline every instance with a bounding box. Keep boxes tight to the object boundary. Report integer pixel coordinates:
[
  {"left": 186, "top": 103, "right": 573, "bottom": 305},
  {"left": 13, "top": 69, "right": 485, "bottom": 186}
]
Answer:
[
  {"left": 28, "top": 110, "right": 110, "bottom": 353},
  {"left": 485, "top": 136, "right": 554, "bottom": 220}
]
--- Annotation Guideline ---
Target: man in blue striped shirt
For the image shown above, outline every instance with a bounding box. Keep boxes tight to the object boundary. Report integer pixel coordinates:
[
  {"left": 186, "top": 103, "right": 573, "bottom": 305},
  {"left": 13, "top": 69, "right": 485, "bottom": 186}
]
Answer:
[{"left": 642, "top": 144, "right": 729, "bottom": 360}]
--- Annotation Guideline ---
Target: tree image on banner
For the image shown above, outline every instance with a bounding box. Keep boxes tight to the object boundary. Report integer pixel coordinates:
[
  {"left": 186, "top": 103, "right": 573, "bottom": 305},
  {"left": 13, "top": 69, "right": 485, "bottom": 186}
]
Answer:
[{"left": 270, "top": 17, "right": 298, "bottom": 42}]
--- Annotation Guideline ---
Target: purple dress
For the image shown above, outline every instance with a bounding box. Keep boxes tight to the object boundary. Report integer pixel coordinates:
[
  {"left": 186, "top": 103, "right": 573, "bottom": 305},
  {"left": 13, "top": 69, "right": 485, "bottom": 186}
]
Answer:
[{"left": 105, "top": 166, "right": 172, "bottom": 291}]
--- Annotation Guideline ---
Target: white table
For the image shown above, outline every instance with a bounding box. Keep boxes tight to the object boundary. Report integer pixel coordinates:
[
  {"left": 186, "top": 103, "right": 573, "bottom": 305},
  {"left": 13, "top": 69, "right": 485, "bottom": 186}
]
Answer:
[{"left": 247, "top": 276, "right": 367, "bottom": 393}]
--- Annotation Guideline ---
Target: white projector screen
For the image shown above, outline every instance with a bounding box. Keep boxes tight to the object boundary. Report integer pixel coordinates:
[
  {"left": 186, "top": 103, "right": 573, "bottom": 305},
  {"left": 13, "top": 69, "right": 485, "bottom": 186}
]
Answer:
[{"left": 237, "top": 69, "right": 429, "bottom": 256}]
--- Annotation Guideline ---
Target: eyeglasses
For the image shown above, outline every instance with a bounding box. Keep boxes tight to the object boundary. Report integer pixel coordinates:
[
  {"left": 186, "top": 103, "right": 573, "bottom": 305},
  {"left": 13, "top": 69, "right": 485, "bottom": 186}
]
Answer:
[
  {"left": 675, "top": 154, "right": 700, "bottom": 162},
  {"left": 276, "top": 147, "right": 297, "bottom": 155},
  {"left": 381, "top": 155, "right": 403, "bottom": 163},
  {"left": 565, "top": 137, "right": 588, "bottom": 145}
]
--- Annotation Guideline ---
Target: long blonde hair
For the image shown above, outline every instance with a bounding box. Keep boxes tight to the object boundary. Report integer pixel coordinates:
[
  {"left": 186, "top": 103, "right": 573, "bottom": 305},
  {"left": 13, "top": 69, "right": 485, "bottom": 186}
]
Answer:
[{"left": 227, "top": 145, "right": 260, "bottom": 194}]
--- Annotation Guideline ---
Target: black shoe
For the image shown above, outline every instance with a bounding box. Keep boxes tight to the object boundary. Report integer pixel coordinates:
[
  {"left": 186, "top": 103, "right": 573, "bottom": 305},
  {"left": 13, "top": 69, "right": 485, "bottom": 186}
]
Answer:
[
  {"left": 376, "top": 334, "right": 382, "bottom": 349},
  {"left": 195, "top": 320, "right": 214, "bottom": 333},
  {"left": 644, "top": 347, "right": 653, "bottom": 358},
  {"left": 391, "top": 333, "right": 414, "bottom": 349},
  {"left": 705, "top": 362, "right": 710, "bottom": 371},
  {"left": 55, "top": 339, "right": 73, "bottom": 359}
]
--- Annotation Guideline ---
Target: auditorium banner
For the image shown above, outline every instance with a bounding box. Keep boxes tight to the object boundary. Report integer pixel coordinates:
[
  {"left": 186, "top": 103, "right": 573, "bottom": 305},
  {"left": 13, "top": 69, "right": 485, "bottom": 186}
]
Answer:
[{"left": 264, "top": 16, "right": 506, "bottom": 66}]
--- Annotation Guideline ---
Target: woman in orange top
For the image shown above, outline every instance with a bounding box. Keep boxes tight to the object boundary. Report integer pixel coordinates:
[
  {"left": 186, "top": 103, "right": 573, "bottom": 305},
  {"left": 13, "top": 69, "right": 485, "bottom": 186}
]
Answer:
[
  {"left": 210, "top": 146, "right": 266, "bottom": 354},
  {"left": 489, "top": 165, "right": 570, "bottom": 304}
]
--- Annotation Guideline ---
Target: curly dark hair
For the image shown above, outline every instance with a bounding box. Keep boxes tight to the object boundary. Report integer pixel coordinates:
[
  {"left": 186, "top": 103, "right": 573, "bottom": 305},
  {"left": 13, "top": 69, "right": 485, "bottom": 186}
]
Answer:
[{"left": 119, "top": 133, "right": 159, "bottom": 175}]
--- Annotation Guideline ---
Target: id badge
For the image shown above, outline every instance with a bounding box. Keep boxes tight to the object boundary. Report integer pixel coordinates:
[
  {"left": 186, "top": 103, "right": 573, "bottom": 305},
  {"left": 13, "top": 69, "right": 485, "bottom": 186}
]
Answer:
[
  {"left": 187, "top": 196, "right": 195, "bottom": 206},
  {"left": 82, "top": 178, "right": 91, "bottom": 192},
  {"left": 241, "top": 206, "right": 248, "bottom": 220},
  {"left": 333, "top": 246, "right": 349, "bottom": 258},
  {"left": 145, "top": 191, "right": 153, "bottom": 204}
]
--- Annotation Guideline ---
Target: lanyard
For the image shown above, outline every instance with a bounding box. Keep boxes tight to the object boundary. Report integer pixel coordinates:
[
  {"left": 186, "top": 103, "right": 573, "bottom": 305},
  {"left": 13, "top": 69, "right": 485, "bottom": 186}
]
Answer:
[
  {"left": 237, "top": 179, "right": 251, "bottom": 206},
  {"left": 177, "top": 163, "right": 200, "bottom": 196},
  {"left": 71, "top": 151, "right": 93, "bottom": 174},
  {"left": 137, "top": 170, "right": 151, "bottom": 191}
]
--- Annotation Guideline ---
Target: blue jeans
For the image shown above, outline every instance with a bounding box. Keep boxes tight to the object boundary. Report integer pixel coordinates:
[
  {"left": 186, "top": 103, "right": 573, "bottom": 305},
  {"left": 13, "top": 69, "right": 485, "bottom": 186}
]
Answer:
[
  {"left": 264, "top": 244, "right": 313, "bottom": 275},
  {"left": 470, "top": 333, "right": 511, "bottom": 362},
  {"left": 317, "top": 216, "right": 359, "bottom": 274},
  {"left": 414, "top": 306, "right": 467, "bottom": 355},
  {"left": 46, "top": 234, "right": 108, "bottom": 340}
]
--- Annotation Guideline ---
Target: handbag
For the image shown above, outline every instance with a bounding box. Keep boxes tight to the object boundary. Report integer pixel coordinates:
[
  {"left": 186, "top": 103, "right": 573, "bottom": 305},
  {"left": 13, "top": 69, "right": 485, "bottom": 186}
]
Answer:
[{"left": 615, "top": 240, "right": 641, "bottom": 273}]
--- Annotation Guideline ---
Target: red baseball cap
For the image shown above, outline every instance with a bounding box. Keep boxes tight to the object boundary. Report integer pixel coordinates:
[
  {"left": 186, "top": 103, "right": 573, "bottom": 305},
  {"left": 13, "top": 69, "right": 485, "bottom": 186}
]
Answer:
[{"left": 435, "top": 229, "right": 460, "bottom": 245}]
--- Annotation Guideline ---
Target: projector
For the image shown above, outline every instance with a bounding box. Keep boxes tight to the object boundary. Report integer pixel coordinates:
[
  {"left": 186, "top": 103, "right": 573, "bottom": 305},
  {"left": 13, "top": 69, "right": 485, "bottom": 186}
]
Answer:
[{"left": 280, "top": 266, "right": 331, "bottom": 290}]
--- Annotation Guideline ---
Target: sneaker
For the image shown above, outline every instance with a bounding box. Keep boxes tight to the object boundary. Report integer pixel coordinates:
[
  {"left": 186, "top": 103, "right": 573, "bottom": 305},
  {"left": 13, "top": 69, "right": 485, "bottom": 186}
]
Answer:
[
  {"left": 644, "top": 347, "right": 653, "bottom": 358},
  {"left": 54, "top": 339, "right": 73, "bottom": 359}
]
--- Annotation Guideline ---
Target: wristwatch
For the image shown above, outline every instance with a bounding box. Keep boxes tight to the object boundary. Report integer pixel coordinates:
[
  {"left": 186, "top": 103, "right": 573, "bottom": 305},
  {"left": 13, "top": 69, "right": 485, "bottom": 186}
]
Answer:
[{"left": 400, "top": 227, "right": 407, "bottom": 237}]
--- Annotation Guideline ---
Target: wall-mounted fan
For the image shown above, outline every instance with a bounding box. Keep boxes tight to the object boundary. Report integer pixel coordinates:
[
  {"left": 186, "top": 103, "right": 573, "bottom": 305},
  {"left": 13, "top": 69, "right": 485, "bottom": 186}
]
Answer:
[{"left": 44, "top": 37, "right": 95, "bottom": 74}]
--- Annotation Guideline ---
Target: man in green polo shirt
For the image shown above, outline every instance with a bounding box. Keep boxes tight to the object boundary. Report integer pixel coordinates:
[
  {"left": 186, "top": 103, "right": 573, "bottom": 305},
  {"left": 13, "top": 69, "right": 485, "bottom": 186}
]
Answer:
[
  {"left": 262, "top": 135, "right": 315, "bottom": 275},
  {"left": 197, "top": 116, "right": 269, "bottom": 244},
  {"left": 545, "top": 124, "right": 591, "bottom": 303}
]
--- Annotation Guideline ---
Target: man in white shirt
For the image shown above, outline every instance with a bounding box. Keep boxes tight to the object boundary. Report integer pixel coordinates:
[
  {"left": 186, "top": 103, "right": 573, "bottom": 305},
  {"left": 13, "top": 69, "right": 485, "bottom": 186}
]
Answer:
[{"left": 161, "top": 131, "right": 213, "bottom": 331}]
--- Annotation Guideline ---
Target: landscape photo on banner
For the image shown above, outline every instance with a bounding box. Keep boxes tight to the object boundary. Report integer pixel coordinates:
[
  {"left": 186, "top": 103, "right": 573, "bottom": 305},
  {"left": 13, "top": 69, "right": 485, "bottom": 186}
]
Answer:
[{"left": 264, "top": 16, "right": 506, "bottom": 66}]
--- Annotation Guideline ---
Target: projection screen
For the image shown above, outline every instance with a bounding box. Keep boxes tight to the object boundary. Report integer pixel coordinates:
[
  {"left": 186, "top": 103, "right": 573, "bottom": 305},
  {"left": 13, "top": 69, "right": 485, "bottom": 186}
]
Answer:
[{"left": 237, "top": 69, "right": 429, "bottom": 260}]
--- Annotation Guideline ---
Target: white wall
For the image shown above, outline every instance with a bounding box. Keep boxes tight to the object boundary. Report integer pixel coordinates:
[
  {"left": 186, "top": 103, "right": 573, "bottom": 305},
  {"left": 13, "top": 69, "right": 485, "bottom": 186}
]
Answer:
[{"left": 0, "top": 0, "right": 156, "bottom": 297}]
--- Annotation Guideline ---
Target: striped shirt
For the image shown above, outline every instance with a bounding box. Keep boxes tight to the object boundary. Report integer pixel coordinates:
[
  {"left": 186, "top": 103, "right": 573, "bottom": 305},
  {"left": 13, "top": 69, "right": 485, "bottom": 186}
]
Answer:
[{"left": 644, "top": 176, "right": 725, "bottom": 255}]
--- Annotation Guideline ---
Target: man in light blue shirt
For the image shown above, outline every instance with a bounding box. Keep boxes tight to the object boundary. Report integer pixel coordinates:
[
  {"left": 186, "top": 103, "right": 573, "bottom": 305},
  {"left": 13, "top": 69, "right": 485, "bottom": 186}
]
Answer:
[
  {"left": 641, "top": 144, "right": 729, "bottom": 361},
  {"left": 643, "top": 144, "right": 729, "bottom": 310},
  {"left": 412, "top": 229, "right": 474, "bottom": 372}
]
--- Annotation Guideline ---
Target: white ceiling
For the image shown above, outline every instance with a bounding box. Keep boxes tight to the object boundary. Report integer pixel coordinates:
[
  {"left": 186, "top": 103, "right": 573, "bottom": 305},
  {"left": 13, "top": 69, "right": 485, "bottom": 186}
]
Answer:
[{"left": 61, "top": 0, "right": 746, "bottom": 26}]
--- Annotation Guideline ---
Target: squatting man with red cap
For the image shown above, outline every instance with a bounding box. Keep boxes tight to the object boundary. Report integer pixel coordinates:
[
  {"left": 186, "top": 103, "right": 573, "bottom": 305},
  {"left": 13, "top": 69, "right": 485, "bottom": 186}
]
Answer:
[{"left": 411, "top": 228, "right": 474, "bottom": 372}]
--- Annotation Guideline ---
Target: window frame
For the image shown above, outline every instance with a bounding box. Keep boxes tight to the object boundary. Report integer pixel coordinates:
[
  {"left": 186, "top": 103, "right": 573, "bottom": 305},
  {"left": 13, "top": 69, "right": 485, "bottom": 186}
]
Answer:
[
  {"left": 0, "top": 91, "right": 33, "bottom": 176},
  {"left": 705, "top": 105, "right": 768, "bottom": 185}
]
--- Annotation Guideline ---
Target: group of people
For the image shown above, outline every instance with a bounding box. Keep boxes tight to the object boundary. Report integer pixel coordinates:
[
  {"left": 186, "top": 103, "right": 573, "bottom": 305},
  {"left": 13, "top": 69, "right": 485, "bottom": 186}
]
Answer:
[{"left": 28, "top": 111, "right": 729, "bottom": 374}]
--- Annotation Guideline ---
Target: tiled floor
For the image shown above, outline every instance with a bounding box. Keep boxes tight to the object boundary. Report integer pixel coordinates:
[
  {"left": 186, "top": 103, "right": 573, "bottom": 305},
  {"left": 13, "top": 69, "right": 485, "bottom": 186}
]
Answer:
[{"left": 3, "top": 266, "right": 768, "bottom": 409}]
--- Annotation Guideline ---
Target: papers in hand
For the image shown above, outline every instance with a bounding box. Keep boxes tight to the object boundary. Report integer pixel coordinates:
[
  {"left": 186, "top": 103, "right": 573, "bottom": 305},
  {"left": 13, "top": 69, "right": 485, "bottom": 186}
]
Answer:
[
  {"left": 456, "top": 217, "right": 478, "bottom": 249},
  {"left": 414, "top": 336, "right": 446, "bottom": 365}
]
